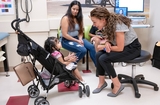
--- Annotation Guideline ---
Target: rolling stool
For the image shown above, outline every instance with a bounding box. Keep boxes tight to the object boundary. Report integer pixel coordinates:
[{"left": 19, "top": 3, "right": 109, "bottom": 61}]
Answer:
[{"left": 117, "top": 50, "right": 159, "bottom": 98}]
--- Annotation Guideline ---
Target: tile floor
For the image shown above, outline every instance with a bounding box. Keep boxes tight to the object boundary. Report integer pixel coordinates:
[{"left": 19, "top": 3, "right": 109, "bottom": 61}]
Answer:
[{"left": 0, "top": 60, "right": 160, "bottom": 105}]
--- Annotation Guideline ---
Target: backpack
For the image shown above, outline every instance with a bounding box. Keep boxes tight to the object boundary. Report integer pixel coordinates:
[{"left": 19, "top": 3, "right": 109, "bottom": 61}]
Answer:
[
  {"left": 17, "top": 34, "right": 30, "bottom": 56},
  {"left": 151, "top": 41, "right": 160, "bottom": 69}
]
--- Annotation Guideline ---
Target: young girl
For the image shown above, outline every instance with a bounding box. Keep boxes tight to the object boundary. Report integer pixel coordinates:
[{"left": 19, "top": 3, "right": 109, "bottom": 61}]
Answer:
[{"left": 44, "top": 36, "right": 86, "bottom": 84}]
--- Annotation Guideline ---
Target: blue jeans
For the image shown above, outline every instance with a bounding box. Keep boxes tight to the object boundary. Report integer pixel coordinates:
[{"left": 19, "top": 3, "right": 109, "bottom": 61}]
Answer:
[{"left": 61, "top": 36, "right": 96, "bottom": 66}]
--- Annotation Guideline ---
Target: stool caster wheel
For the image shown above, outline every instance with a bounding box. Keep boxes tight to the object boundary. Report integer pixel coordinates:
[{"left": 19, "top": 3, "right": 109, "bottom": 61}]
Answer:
[
  {"left": 154, "top": 86, "right": 159, "bottom": 91},
  {"left": 135, "top": 93, "right": 141, "bottom": 98}
]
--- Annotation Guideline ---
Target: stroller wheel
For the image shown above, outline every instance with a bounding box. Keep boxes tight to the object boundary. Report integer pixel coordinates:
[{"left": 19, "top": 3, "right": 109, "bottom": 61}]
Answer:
[
  {"left": 85, "top": 85, "right": 90, "bottom": 97},
  {"left": 37, "top": 99, "right": 50, "bottom": 105},
  {"left": 64, "top": 80, "right": 71, "bottom": 88},
  {"left": 28, "top": 86, "right": 40, "bottom": 98},
  {"left": 28, "top": 84, "right": 36, "bottom": 92},
  {"left": 78, "top": 86, "right": 83, "bottom": 98},
  {"left": 34, "top": 96, "right": 45, "bottom": 105}
]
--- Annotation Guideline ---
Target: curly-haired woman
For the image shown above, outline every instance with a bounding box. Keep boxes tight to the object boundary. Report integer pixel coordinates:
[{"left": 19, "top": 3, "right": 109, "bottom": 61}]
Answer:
[{"left": 90, "top": 7, "right": 141, "bottom": 97}]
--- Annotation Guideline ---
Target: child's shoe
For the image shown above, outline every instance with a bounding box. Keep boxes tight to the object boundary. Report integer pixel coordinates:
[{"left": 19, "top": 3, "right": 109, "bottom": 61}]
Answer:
[{"left": 66, "top": 63, "right": 77, "bottom": 70}]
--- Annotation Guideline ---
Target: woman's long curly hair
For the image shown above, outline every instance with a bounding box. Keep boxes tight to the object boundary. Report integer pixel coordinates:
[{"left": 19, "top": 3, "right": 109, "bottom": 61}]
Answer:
[
  {"left": 63, "top": 0, "right": 83, "bottom": 34},
  {"left": 90, "top": 7, "right": 132, "bottom": 41}
]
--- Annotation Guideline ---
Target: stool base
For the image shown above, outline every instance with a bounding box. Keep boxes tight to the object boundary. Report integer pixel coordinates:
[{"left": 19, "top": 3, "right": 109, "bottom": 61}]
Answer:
[{"left": 118, "top": 74, "right": 159, "bottom": 98}]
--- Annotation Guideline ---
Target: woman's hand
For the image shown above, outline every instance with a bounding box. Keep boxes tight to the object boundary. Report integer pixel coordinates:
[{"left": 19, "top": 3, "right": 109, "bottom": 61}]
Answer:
[
  {"left": 105, "top": 42, "right": 111, "bottom": 53},
  {"left": 77, "top": 39, "right": 84, "bottom": 45}
]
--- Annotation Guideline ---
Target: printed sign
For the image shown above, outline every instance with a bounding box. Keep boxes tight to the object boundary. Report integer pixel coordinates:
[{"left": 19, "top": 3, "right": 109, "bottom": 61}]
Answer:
[{"left": 0, "top": 0, "right": 14, "bottom": 15}]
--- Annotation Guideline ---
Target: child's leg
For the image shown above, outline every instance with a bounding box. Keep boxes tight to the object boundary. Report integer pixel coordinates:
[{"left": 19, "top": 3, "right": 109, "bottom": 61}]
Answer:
[{"left": 73, "top": 68, "right": 84, "bottom": 82}]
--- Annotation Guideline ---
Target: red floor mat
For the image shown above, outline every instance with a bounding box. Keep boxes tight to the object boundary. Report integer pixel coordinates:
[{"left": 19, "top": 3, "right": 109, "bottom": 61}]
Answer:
[
  {"left": 58, "top": 82, "right": 79, "bottom": 92},
  {"left": 6, "top": 95, "right": 29, "bottom": 105},
  {"left": 82, "top": 70, "right": 92, "bottom": 73}
]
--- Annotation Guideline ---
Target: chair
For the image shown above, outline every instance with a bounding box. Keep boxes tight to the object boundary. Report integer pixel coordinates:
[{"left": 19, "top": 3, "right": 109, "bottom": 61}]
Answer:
[
  {"left": 57, "top": 28, "right": 66, "bottom": 50},
  {"left": 84, "top": 25, "right": 92, "bottom": 41},
  {"left": 117, "top": 50, "right": 159, "bottom": 98}
]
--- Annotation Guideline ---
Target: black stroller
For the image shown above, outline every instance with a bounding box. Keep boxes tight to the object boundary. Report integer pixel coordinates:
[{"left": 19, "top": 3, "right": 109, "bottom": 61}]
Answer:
[{"left": 11, "top": 18, "right": 90, "bottom": 105}]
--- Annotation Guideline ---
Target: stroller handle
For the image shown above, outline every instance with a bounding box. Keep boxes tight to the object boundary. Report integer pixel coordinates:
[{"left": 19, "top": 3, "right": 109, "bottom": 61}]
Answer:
[
  {"left": 15, "top": 18, "right": 27, "bottom": 32},
  {"left": 11, "top": 18, "right": 20, "bottom": 31}
]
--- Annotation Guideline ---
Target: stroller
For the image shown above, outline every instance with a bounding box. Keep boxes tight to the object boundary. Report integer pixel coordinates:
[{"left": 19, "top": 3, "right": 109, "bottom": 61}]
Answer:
[{"left": 11, "top": 18, "right": 90, "bottom": 105}]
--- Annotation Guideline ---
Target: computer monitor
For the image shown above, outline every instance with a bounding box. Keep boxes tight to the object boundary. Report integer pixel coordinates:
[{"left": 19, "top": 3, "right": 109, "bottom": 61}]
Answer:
[
  {"left": 115, "top": 0, "right": 144, "bottom": 12},
  {"left": 114, "top": 7, "right": 128, "bottom": 16}
]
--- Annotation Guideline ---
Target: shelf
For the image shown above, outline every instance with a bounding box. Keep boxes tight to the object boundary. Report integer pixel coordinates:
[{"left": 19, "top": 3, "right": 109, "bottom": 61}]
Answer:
[{"left": 131, "top": 24, "right": 153, "bottom": 28}]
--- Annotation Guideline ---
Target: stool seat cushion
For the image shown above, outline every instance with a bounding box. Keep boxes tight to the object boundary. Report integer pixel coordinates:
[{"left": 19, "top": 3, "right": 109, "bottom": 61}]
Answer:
[
  {"left": 0, "top": 32, "right": 10, "bottom": 40},
  {"left": 125, "top": 50, "right": 151, "bottom": 63}
]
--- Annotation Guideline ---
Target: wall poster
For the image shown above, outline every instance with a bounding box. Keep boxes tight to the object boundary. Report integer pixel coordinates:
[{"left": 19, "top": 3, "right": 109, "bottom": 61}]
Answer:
[{"left": 0, "top": 0, "right": 14, "bottom": 15}]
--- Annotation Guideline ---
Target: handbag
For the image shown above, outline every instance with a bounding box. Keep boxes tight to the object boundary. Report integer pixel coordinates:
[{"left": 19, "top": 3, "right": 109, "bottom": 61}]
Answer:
[{"left": 13, "top": 62, "right": 35, "bottom": 86}]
